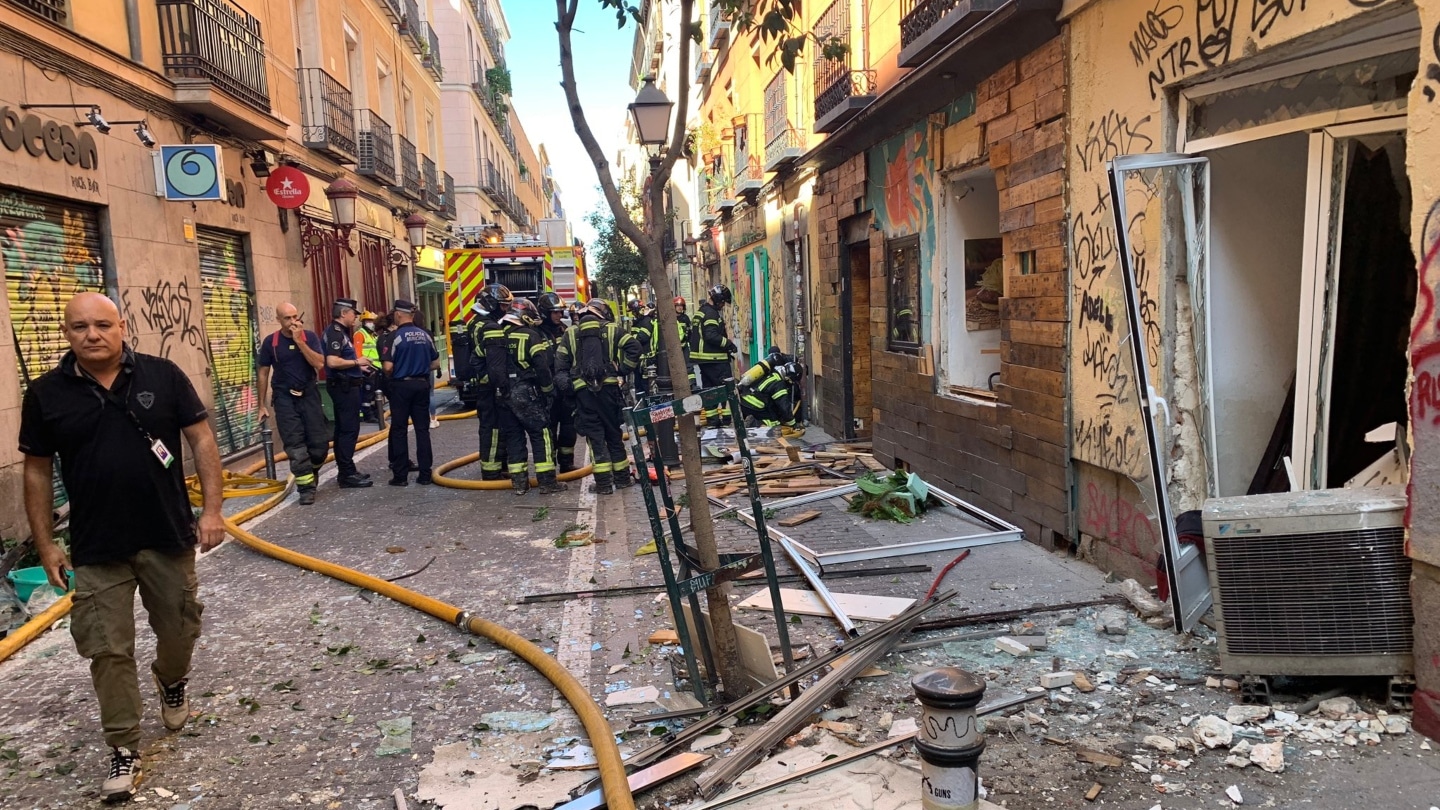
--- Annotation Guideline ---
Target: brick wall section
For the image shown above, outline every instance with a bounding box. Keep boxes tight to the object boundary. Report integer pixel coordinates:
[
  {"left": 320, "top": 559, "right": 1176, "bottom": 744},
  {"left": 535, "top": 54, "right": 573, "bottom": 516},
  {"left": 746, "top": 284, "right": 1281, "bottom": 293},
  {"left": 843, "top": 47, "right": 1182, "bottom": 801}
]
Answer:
[
  {"left": 871, "top": 35, "right": 1070, "bottom": 548},
  {"left": 814, "top": 153, "right": 870, "bottom": 439}
]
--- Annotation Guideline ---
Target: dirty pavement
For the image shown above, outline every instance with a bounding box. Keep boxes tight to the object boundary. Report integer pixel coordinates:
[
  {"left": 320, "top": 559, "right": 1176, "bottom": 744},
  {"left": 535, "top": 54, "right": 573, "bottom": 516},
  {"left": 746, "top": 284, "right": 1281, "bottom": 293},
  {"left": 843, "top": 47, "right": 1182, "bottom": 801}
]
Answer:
[{"left": 0, "top": 411, "right": 1436, "bottom": 810}]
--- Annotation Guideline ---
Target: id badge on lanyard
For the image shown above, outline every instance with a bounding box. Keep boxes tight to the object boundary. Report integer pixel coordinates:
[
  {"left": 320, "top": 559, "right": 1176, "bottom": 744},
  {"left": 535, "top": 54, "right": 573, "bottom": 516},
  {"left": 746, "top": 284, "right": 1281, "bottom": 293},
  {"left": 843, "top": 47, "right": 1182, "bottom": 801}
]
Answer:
[{"left": 151, "top": 438, "right": 175, "bottom": 468}]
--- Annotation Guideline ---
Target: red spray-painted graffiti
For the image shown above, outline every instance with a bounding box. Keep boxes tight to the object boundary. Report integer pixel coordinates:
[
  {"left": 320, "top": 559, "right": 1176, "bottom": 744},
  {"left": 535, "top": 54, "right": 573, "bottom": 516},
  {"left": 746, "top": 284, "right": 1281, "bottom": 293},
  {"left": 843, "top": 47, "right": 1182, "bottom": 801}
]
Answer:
[{"left": 1080, "top": 481, "right": 1159, "bottom": 559}]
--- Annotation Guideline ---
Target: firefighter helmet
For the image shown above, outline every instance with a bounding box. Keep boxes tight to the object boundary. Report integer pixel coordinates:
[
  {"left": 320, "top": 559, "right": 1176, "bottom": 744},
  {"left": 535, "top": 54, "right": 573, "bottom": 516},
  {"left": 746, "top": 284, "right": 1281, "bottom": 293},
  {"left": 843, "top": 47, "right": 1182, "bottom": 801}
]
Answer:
[
  {"left": 708, "top": 284, "right": 733, "bottom": 306},
  {"left": 587, "top": 299, "right": 615, "bottom": 322},
  {"left": 478, "top": 283, "right": 514, "bottom": 315},
  {"left": 507, "top": 298, "right": 542, "bottom": 327},
  {"left": 536, "top": 292, "right": 564, "bottom": 317}
]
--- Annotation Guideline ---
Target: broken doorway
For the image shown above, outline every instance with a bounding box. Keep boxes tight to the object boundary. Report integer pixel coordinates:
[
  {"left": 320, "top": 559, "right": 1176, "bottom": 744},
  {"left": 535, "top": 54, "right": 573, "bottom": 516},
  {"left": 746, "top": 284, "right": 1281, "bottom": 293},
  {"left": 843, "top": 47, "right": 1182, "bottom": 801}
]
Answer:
[{"left": 840, "top": 237, "right": 872, "bottom": 439}]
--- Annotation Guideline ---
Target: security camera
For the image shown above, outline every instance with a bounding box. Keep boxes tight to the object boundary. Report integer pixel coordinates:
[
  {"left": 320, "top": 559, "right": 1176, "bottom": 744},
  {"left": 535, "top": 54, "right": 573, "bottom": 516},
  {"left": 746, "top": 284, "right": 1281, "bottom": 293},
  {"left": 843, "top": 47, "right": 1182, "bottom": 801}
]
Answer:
[
  {"left": 133, "top": 121, "right": 155, "bottom": 148},
  {"left": 85, "top": 107, "right": 111, "bottom": 135}
]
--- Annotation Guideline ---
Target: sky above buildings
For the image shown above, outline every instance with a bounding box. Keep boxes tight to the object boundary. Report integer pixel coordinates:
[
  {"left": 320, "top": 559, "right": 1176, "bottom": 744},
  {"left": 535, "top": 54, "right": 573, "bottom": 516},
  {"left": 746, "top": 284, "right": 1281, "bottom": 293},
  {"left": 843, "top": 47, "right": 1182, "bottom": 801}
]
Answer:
[{"left": 503, "top": 0, "right": 636, "bottom": 246}]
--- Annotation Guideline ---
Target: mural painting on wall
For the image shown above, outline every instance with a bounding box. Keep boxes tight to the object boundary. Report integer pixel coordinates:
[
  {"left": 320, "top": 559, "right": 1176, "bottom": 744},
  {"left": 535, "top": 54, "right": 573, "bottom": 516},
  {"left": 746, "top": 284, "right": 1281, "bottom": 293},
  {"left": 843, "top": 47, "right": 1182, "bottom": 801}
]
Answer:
[
  {"left": 729, "top": 254, "right": 750, "bottom": 366},
  {"left": 1068, "top": 0, "right": 1393, "bottom": 477},
  {"left": 2, "top": 202, "right": 104, "bottom": 385}
]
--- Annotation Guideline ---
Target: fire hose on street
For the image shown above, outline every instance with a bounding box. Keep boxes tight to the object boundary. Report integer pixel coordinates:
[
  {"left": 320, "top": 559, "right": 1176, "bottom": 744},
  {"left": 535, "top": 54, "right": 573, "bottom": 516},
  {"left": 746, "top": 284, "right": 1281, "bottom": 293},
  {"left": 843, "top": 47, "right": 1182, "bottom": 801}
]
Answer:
[{"left": 0, "top": 419, "right": 637, "bottom": 810}]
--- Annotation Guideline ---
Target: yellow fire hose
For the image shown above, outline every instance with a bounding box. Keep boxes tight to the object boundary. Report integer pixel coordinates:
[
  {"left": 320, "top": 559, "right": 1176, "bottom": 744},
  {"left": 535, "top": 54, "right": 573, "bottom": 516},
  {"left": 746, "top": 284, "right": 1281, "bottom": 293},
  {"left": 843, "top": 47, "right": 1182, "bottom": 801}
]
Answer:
[{"left": 0, "top": 423, "right": 636, "bottom": 809}]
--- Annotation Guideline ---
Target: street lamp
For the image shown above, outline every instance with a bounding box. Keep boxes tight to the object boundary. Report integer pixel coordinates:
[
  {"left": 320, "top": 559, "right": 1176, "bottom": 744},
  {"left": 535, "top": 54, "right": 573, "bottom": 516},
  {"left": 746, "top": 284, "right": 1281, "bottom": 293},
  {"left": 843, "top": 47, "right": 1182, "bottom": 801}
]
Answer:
[
  {"left": 404, "top": 212, "right": 428, "bottom": 259},
  {"left": 628, "top": 76, "right": 674, "bottom": 159},
  {"left": 324, "top": 177, "right": 360, "bottom": 239}
]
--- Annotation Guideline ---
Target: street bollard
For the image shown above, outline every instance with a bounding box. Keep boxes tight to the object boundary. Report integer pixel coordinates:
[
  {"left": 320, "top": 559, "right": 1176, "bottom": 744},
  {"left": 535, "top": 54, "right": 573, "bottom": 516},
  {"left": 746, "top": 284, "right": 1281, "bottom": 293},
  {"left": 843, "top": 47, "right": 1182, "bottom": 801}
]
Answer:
[
  {"left": 912, "top": 667, "right": 987, "bottom": 810},
  {"left": 259, "top": 417, "right": 277, "bottom": 482}
]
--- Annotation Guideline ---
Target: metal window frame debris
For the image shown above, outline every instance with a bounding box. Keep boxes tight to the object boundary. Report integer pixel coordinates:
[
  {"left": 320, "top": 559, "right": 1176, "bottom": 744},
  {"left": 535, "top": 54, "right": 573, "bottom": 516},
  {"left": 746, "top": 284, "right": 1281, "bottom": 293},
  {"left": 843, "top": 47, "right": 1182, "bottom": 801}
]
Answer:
[{"left": 776, "top": 482, "right": 1024, "bottom": 567}]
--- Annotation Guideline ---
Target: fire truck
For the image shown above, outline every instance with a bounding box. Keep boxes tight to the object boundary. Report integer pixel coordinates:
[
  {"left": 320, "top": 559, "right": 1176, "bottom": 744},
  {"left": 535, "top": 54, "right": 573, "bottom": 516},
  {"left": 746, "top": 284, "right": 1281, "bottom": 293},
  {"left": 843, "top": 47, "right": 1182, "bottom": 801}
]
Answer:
[{"left": 444, "top": 219, "right": 589, "bottom": 407}]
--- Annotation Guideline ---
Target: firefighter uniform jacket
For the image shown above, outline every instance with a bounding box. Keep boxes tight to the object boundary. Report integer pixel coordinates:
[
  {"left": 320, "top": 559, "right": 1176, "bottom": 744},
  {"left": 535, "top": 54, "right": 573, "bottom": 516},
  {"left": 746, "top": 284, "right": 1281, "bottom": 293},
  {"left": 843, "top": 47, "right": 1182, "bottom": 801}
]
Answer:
[
  {"left": 486, "top": 322, "right": 554, "bottom": 396},
  {"left": 470, "top": 315, "right": 506, "bottom": 388},
  {"left": 555, "top": 315, "right": 641, "bottom": 391},
  {"left": 740, "top": 370, "right": 797, "bottom": 426},
  {"left": 692, "top": 302, "right": 735, "bottom": 362}
]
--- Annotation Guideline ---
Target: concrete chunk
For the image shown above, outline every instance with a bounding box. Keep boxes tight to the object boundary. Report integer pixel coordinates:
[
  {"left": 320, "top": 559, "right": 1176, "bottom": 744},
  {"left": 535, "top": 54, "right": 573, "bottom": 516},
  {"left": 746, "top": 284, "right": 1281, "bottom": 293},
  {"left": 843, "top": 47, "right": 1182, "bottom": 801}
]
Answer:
[
  {"left": 995, "top": 636, "right": 1031, "bottom": 656},
  {"left": 1040, "top": 671, "right": 1074, "bottom": 689}
]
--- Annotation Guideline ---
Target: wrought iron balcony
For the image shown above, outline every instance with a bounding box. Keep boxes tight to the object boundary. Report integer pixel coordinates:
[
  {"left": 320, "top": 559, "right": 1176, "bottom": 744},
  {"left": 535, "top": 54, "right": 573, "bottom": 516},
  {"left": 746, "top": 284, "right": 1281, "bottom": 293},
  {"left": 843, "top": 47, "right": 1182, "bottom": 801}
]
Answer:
[
  {"left": 356, "top": 110, "right": 395, "bottom": 185},
  {"left": 157, "top": 0, "right": 271, "bottom": 113},
  {"left": 442, "top": 172, "right": 457, "bottom": 220},
  {"left": 764, "top": 124, "right": 806, "bottom": 172},
  {"left": 481, "top": 159, "right": 502, "bottom": 196},
  {"left": 471, "top": 61, "right": 505, "bottom": 120},
  {"left": 732, "top": 113, "right": 763, "bottom": 199},
  {"left": 421, "top": 155, "right": 440, "bottom": 211},
  {"left": 398, "top": 0, "right": 425, "bottom": 55},
  {"left": 375, "top": 0, "right": 402, "bottom": 23},
  {"left": 899, "top": 0, "right": 1005, "bottom": 67},
  {"left": 814, "top": 70, "right": 876, "bottom": 133},
  {"left": 298, "top": 68, "right": 356, "bottom": 162},
  {"left": 394, "top": 135, "right": 422, "bottom": 201},
  {"left": 421, "top": 21, "right": 442, "bottom": 80},
  {"left": 695, "top": 51, "right": 714, "bottom": 86},
  {"left": 707, "top": 2, "right": 731, "bottom": 50},
  {"left": 7, "top": 0, "right": 67, "bottom": 24},
  {"left": 497, "top": 118, "right": 517, "bottom": 158},
  {"left": 475, "top": 0, "right": 504, "bottom": 61}
]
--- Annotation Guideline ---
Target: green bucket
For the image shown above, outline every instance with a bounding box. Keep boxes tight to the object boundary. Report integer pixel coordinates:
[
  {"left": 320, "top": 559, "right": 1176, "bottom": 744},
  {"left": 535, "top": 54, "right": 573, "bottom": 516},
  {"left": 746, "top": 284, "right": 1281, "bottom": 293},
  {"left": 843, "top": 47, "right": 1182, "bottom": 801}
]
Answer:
[{"left": 7, "top": 566, "right": 73, "bottom": 602}]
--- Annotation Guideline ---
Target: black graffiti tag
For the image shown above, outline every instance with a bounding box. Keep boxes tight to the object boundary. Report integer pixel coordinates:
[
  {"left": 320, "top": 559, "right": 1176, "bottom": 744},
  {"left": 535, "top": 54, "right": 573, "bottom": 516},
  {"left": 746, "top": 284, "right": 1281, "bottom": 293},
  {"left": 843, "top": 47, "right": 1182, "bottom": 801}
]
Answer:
[
  {"left": 1075, "top": 112, "right": 1155, "bottom": 174},
  {"left": 1129, "top": 1, "right": 1186, "bottom": 67},
  {"left": 1251, "top": 0, "right": 1307, "bottom": 38},
  {"left": 133, "top": 279, "right": 205, "bottom": 360},
  {"left": 1195, "top": 0, "right": 1239, "bottom": 67}
]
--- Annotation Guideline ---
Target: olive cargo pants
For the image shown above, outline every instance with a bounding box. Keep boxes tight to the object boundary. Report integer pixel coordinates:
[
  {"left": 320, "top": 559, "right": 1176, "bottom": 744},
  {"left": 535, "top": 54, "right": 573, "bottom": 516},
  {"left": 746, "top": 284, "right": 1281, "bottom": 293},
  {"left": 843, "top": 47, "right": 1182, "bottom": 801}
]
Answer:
[{"left": 70, "top": 549, "right": 204, "bottom": 750}]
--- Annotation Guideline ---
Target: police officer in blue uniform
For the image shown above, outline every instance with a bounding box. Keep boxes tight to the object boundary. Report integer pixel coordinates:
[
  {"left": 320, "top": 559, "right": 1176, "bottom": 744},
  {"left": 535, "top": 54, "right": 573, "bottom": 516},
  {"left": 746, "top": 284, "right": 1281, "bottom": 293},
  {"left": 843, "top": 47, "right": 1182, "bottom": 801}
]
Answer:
[
  {"left": 323, "top": 298, "right": 373, "bottom": 488},
  {"left": 381, "top": 299, "right": 440, "bottom": 486}
]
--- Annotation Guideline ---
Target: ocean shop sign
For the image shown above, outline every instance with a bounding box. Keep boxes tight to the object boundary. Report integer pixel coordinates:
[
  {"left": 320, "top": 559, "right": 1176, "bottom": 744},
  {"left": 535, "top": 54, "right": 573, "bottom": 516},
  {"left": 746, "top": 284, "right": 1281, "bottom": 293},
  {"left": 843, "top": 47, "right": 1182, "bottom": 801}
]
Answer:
[{"left": 0, "top": 106, "right": 99, "bottom": 170}]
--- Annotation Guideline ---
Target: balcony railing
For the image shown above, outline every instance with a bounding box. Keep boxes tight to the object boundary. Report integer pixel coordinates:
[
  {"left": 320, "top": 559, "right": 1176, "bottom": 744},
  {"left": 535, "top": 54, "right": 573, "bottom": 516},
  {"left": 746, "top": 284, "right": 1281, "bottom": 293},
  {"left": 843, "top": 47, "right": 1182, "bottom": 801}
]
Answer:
[
  {"left": 475, "top": 0, "right": 504, "bottom": 61},
  {"left": 472, "top": 61, "right": 505, "bottom": 120},
  {"left": 7, "top": 0, "right": 67, "bottom": 23},
  {"left": 394, "top": 135, "right": 422, "bottom": 201},
  {"left": 481, "top": 159, "right": 502, "bottom": 196},
  {"left": 765, "top": 124, "right": 806, "bottom": 172},
  {"left": 497, "top": 118, "right": 517, "bottom": 157},
  {"left": 814, "top": 70, "right": 876, "bottom": 133},
  {"left": 398, "top": 0, "right": 425, "bottom": 55},
  {"left": 707, "top": 2, "right": 731, "bottom": 50},
  {"left": 695, "top": 51, "right": 714, "bottom": 85},
  {"left": 421, "top": 21, "right": 442, "bottom": 80},
  {"left": 375, "top": 0, "right": 402, "bottom": 23},
  {"left": 421, "top": 155, "right": 440, "bottom": 211},
  {"left": 899, "top": 0, "right": 1004, "bottom": 67},
  {"left": 442, "top": 172, "right": 457, "bottom": 220},
  {"left": 733, "top": 113, "right": 763, "bottom": 198},
  {"left": 157, "top": 0, "right": 271, "bottom": 112},
  {"left": 356, "top": 110, "right": 395, "bottom": 185},
  {"left": 298, "top": 68, "right": 356, "bottom": 161}
]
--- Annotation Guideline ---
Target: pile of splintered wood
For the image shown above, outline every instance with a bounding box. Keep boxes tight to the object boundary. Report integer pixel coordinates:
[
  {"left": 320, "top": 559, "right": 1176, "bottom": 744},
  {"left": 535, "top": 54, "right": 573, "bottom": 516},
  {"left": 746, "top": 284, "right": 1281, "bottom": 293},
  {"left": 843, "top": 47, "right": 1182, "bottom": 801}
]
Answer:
[{"left": 701, "top": 441, "right": 883, "bottom": 500}]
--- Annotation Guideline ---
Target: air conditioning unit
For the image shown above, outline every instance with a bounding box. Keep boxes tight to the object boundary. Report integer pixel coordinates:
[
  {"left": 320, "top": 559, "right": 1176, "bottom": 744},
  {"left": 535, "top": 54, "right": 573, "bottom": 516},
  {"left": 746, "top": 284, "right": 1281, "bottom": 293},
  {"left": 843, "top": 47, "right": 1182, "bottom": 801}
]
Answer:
[{"left": 1203, "top": 486, "right": 1412, "bottom": 677}]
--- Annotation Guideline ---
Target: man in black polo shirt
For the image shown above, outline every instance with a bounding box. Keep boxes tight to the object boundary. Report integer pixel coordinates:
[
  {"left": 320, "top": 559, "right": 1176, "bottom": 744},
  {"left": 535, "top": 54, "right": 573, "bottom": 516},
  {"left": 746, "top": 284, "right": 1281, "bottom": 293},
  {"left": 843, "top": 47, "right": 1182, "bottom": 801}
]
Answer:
[
  {"left": 381, "top": 300, "right": 440, "bottom": 486},
  {"left": 322, "top": 297, "right": 374, "bottom": 489},
  {"left": 257, "top": 302, "right": 328, "bottom": 505},
  {"left": 18, "top": 292, "right": 226, "bottom": 803}
]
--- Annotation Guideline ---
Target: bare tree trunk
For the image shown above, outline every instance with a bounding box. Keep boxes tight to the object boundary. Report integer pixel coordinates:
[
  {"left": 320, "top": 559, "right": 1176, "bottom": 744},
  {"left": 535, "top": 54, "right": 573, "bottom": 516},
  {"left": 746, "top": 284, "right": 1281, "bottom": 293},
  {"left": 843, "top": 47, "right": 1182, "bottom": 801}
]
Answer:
[{"left": 555, "top": 0, "right": 749, "bottom": 697}]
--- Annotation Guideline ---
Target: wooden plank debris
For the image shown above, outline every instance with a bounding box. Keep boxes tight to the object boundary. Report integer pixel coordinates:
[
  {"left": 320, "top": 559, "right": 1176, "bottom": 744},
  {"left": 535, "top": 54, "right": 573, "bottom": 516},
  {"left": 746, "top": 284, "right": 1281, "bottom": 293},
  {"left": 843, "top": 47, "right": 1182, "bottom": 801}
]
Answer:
[
  {"left": 736, "top": 587, "right": 915, "bottom": 623},
  {"left": 551, "top": 753, "right": 710, "bottom": 810},
  {"left": 1084, "top": 782, "right": 1104, "bottom": 801},
  {"left": 1075, "top": 749, "right": 1123, "bottom": 768},
  {"left": 776, "top": 510, "right": 822, "bottom": 527}
]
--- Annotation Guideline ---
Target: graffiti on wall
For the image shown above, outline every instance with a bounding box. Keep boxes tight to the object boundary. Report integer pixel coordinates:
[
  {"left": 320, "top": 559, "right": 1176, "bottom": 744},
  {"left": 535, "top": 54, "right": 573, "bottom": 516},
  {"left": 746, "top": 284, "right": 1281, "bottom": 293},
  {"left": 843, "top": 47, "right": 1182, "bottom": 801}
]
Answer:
[
  {"left": 200, "top": 237, "right": 259, "bottom": 456},
  {"left": 2, "top": 206, "right": 104, "bottom": 384},
  {"left": 1080, "top": 479, "right": 1160, "bottom": 559},
  {"left": 122, "top": 279, "right": 206, "bottom": 361},
  {"left": 1068, "top": 0, "right": 1388, "bottom": 480}
]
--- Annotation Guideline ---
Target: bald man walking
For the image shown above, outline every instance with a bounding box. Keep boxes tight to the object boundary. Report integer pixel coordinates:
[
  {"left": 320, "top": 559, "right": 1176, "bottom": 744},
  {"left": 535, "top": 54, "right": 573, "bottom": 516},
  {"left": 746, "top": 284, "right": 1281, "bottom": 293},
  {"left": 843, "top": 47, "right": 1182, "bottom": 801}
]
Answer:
[
  {"left": 18, "top": 292, "right": 226, "bottom": 803},
  {"left": 257, "top": 302, "right": 328, "bottom": 504}
]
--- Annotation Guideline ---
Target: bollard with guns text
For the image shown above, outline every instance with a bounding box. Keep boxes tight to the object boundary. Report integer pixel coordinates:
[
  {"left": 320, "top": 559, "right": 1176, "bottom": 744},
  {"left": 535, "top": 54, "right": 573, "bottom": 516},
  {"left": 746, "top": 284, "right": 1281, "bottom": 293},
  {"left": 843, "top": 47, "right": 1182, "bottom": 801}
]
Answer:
[{"left": 912, "top": 667, "right": 986, "bottom": 810}]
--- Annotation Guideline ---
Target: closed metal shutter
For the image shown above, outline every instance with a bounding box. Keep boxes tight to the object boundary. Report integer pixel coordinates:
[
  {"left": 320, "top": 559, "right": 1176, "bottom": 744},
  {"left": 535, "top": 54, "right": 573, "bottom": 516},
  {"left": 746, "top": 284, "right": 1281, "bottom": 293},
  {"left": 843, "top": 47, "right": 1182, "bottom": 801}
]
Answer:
[
  {"left": 2, "top": 190, "right": 105, "bottom": 508},
  {"left": 197, "top": 228, "right": 258, "bottom": 457}
]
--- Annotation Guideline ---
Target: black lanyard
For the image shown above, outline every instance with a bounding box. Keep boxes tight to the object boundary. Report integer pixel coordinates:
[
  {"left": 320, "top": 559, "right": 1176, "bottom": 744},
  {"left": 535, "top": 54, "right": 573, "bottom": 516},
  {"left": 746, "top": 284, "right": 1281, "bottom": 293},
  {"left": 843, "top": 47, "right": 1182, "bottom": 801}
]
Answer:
[{"left": 90, "top": 369, "right": 160, "bottom": 448}]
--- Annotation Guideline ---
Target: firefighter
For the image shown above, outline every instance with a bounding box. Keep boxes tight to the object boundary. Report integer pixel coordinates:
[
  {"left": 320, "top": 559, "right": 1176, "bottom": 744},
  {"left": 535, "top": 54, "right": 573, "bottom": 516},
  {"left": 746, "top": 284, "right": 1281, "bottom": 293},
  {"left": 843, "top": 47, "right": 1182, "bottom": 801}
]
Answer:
[
  {"left": 536, "top": 292, "right": 577, "bottom": 473},
  {"left": 692, "top": 285, "right": 736, "bottom": 426},
  {"left": 631, "top": 301, "right": 659, "bottom": 398},
  {"left": 471, "top": 284, "right": 513, "bottom": 480},
  {"left": 355, "top": 311, "right": 381, "bottom": 423},
  {"left": 555, "top": 299, "right": 640, "bottom": 494},
  {"left": 487, "top": 298, "right": 564, "bottom": 495},
  {"left": 739, "top": 361, "right": 805, "bottom": 437},
  {"left": 674, "top": 296, "right": 691, "bottom": 344}
]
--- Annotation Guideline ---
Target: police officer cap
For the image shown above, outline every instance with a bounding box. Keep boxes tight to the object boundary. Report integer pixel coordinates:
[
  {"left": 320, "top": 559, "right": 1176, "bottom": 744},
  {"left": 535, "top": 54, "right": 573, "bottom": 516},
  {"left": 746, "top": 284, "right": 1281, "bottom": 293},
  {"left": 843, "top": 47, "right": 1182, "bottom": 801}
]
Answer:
[
  {"left": 392, "top": 299, "right": 416, "bottom": 313},
  {"left": 334, "top": 297, "right": 359, "bottom": 311}
]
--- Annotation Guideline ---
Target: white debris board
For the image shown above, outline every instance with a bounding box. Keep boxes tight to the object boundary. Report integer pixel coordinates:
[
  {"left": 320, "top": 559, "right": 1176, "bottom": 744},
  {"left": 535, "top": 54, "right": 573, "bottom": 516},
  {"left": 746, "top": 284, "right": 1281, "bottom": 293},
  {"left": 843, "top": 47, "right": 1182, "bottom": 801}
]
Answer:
[{"left": 737, "top": 588, "right": 915, "bottom": 622}]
